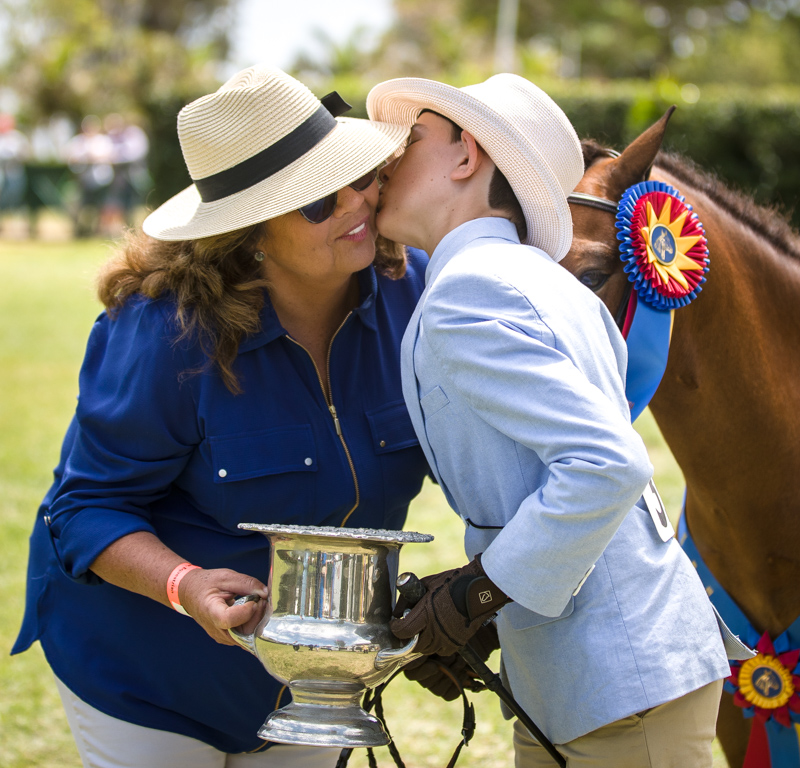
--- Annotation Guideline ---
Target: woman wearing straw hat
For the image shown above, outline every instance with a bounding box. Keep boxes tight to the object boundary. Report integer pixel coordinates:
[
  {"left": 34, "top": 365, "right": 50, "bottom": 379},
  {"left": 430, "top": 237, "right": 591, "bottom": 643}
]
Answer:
[{"left": 12, "top": 66, "right": 430, "bottom": 767}]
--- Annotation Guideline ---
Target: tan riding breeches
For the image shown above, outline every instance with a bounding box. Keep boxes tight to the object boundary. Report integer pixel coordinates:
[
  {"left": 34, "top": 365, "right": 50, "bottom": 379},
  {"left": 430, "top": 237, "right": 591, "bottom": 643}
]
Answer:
[{"left": 514, "top": 679, "right": 724, "bottom": 768}]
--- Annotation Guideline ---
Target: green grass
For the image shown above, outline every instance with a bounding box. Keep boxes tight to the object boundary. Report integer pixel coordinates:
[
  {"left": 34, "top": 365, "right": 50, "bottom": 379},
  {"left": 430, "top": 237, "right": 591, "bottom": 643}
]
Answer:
[
  {"left": 0, "top": 239, "right": 726, "bottom": 767},
  {"left": 0, "top": 238, "right": 110, "bottom": 767}
]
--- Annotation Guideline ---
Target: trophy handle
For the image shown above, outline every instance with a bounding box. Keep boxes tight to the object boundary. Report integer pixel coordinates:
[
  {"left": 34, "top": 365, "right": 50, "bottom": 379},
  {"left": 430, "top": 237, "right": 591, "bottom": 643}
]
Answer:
[
  {"left": 374, "top": 635, "right": 421, "bottom": 671},
  {"left": 227, "top": 594, "right": 261, "bottom": 655}
]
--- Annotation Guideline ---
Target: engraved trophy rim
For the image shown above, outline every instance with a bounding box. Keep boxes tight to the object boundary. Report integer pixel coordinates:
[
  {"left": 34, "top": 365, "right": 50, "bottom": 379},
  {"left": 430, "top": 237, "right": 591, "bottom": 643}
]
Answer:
[{"left": 237, "top": 523, "right": 434, "bottom": 544}]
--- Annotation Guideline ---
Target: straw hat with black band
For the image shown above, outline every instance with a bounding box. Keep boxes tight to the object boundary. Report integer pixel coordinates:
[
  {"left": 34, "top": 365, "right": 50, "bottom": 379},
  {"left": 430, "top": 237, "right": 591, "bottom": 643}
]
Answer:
[
  {"left": 366, "top": 74, "right": 584, "bottom": 262},
  {"left": 143, "top": 65, "right": 410, "bottom": 242}
]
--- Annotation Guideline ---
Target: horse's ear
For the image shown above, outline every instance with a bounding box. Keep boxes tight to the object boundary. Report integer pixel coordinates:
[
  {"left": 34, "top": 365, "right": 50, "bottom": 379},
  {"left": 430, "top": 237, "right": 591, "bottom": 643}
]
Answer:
[{"left": 609, "top": 106, "right": 676, "bottom": 195}]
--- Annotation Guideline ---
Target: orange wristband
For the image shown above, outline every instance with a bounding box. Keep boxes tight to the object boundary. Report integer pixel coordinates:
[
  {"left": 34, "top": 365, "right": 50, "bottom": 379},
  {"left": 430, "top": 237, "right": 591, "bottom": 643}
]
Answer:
[{"left": 166, "top": 563, "right": 201, "bottom": 616}]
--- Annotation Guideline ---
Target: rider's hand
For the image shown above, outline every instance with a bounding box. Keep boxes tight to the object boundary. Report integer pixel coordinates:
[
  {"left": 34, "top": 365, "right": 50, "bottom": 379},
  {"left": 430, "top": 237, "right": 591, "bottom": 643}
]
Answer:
[
  {"left": 402, "top": 622, "right": 500, "bottom": 701},
  {"left": 390, "top": 557, "right": 509, "bottom": 657}
]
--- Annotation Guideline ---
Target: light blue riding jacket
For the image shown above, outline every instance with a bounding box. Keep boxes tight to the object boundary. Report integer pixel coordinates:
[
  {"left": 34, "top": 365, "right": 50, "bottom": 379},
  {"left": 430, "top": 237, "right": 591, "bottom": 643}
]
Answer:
[{"left": 402, "top": 218, "right": 730, "bottom": 745}]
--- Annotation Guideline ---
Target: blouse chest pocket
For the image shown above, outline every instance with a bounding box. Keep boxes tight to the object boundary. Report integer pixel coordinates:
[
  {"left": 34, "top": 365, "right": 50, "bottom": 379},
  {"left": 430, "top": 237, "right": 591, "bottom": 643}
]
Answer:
[
  {"left": 209, "top": 425, "right": 317, "bottom": 483},
  {"left": 366, "top": 401, "right": 420, "bottom": 454},
  {"left": 207, "top": 425, "right": 317, "bottom": 525}
]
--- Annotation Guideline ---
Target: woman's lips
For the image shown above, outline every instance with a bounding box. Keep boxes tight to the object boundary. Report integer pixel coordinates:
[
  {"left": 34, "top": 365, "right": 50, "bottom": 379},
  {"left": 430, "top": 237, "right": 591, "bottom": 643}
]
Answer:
[{"left": 338, "top": 217, "right": 369, "bottom": 241}]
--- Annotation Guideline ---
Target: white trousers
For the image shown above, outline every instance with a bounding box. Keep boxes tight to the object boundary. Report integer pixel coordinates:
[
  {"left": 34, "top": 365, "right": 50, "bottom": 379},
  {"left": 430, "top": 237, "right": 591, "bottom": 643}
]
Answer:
[{"left": 55, "top": 677, "right": 342, "bottom": 768}]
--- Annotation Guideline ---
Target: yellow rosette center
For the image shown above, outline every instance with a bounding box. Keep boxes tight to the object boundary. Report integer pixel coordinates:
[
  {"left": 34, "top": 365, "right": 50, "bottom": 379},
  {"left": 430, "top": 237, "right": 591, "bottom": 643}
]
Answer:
[
  {"left": 738, "top": 654, "right": 795, "bottom": 710},
  {"left": 640, "top": 198, "right": 703, "bottom": 290}
]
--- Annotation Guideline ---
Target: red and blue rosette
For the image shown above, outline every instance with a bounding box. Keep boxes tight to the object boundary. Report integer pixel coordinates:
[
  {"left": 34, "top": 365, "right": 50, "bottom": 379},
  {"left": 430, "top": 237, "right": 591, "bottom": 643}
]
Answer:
[
  {"left": 727, "top": 632, "right": 800, "bottom": 729},
  {"left": 725, "top": 631, "right": 800, "bottom": 767},
  {"left": 615, "top": 180, "right": 710, "bottom": 311}
]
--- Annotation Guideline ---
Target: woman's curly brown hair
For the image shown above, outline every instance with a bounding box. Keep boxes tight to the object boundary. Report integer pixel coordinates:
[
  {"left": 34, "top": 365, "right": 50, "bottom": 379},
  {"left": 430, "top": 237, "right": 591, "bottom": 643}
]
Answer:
[{"left": 97, "top": 224, "right": 407, "bottom": 394}]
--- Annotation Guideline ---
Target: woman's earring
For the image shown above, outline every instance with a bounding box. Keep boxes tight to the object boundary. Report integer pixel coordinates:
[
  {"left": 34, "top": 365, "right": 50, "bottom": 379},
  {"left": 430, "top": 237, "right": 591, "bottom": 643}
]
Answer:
[{"left": 254, "top": 251, "right": 265, "bottom": 262}]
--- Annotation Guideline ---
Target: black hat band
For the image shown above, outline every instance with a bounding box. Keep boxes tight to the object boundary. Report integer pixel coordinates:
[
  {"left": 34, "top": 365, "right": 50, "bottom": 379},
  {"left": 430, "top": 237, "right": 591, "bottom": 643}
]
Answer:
[{"left": 194, "top": 92, "right": 352, "bottom": 203}]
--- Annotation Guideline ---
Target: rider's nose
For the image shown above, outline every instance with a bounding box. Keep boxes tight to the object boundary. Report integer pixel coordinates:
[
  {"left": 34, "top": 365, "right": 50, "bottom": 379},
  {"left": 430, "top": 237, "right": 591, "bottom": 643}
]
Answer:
[{"left": 379, "top": 159, "right": 398, "bottom": 184}]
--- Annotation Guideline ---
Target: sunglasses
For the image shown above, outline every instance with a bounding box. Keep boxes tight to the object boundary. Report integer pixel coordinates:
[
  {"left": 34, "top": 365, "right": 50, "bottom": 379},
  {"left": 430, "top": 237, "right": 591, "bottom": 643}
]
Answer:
[{"left": 298, "top": 169, "right": 378, "bottom": 224}]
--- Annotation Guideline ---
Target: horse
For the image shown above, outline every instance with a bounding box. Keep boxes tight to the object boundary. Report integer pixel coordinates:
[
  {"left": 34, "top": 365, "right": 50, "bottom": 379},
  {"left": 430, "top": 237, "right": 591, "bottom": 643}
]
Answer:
[{"left": 561, "top": 110, "right": 800, "bottom": 767}]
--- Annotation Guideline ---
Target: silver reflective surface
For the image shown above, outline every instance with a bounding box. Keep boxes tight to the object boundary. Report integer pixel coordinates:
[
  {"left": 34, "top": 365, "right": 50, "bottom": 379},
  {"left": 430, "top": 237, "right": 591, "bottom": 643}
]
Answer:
[
  {"left": 238, "top": 523, "right": 434, "bottom": 544},
  {"left": 230, "top": 525, "right": 433, "bottom": 748}
]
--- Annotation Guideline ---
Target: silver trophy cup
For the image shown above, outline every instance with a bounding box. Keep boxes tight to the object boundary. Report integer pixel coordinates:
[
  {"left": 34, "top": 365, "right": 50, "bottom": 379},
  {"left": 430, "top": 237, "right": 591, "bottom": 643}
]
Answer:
[{"left": 229, "top": 524, "right": 434, "bottom": 748}]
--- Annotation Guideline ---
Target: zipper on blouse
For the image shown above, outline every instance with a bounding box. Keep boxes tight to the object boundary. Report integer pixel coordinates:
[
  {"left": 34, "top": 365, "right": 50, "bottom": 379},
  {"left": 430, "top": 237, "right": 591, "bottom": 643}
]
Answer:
[
  {"left": 329, "top": 405, "right": 342, "bottom": 436},
  {"left": 286, "top": 314, "right": 360, "bottom": 527}
]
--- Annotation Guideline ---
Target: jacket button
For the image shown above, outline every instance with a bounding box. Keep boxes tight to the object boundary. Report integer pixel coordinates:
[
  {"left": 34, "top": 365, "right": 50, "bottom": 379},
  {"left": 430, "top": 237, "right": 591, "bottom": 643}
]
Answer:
[
  {"left": 379, "top": 440, "right": 386, "bottom": 448},
  {"left": 44, "top": 514, "right": 51, "bottom": 526},
  {"left": 304, "top": 457, "right": 313, "bottom": 466},
  {"left": 218, "top": 469, "right": 227, "bottom": 478}
]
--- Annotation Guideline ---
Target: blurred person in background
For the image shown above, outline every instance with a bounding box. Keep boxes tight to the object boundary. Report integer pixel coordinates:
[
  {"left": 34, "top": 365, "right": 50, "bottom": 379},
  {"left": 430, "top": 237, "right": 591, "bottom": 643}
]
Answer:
[
  {"left": 65, "top": 114, "right": 114, "bottom": 238},
  {"left": 30, "top": 113, "right": 74, "bottom": 164},
  {"left": 0, "top": 113, "right": 31, "bottom": 227},
  {"left": 101, "top": 113, "right": 150, "bottom": 235},
  {"left": 12, "top": 65, "right": 429, "bottom": 768}
]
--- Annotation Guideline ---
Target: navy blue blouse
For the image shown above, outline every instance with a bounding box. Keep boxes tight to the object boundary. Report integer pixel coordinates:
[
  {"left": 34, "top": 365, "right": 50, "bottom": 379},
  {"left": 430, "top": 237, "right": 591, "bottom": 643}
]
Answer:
[{"left": 13, "top": 249, "right": 431, "bottom": 753}]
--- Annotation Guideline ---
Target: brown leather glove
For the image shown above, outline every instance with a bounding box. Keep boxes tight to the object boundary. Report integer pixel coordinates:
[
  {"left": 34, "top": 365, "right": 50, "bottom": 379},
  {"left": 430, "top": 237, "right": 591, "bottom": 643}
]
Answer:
[
  {"left": 401, "top": 621, "right": 500, "bottom": 701},
  {"left": 390, "top": 556, "right": 509, "bottom": 657}
]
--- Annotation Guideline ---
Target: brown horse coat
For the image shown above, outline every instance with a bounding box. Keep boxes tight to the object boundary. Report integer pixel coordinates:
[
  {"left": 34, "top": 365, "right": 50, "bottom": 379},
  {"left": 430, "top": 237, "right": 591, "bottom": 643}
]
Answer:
[{"left": 561, "top": 111, "right": 800, "bottom": 766}]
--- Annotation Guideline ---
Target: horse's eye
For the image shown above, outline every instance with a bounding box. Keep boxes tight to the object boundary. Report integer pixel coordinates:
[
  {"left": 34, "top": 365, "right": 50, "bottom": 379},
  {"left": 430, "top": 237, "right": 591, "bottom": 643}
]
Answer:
[{"left": 579, "top": 270, "right": 610, "bottom": 292}]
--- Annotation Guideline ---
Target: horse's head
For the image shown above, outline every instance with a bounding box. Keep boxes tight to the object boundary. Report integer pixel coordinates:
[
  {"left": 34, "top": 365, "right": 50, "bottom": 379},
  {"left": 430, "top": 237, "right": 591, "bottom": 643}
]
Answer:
[{"left": 561, "top": 108, "right": 676, "bottom": 321}]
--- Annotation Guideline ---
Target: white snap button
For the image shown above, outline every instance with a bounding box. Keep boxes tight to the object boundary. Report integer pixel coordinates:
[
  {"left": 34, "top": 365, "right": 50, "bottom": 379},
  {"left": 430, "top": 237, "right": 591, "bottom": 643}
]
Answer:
[
  {"left": 218, "top": 469, "right": 227, "bottom": 478},
  {"left": 304, "top": 457, "right": 313, "bottom": 466}
]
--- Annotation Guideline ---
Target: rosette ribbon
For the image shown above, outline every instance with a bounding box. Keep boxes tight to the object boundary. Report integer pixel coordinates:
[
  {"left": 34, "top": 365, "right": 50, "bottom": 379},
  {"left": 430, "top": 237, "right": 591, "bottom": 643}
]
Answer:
[
  {"left": 680, "top": 513, "right": 800, "bottom": 768},
  {"left": 614, "top": 181, "right": 710, "bottom": 420},
  {"left": 729, "top": 634, "right": 800, "bottom": 728},
  {"left": 727, "top": 633, "right": 800, "bottom": 768},
  {"left": 616, "top": 180, "right": 710, "bottom": 311}
]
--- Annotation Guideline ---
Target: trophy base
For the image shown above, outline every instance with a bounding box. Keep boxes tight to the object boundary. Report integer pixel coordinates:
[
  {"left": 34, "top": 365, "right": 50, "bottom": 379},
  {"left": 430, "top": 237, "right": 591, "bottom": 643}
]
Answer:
[{"left": 258, "top": 701, "right": 390, "bottom": 748}]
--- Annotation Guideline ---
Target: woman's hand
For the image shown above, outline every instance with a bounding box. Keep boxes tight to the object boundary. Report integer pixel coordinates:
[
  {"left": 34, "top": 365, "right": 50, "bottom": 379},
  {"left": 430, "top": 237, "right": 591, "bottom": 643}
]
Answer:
[
  {"left": 178, "top": 567, "right": 269, "bottom": 646},
  {"left": 89, "top": 531, "right": 269, "bottom": 648}
]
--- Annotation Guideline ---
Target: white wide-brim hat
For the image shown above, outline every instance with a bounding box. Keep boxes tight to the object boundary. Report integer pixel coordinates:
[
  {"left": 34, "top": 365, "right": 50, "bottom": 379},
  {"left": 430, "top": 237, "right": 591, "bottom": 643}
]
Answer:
[
  {"left": 366, "top": 74, "right": 584, "bottom": 261},
  {"left": 143, "top": 66, "right": 410, "bottom": 241}
]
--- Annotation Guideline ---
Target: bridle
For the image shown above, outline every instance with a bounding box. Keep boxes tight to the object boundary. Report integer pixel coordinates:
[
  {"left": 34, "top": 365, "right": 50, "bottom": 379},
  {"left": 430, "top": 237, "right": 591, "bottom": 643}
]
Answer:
[
  {"left": 566, "top": 192, "right": 618, "bottom": 215},
  {"left": 562, "top": 148, "right": 702, "bottom": 422},
  {"left": 565, "top": 150, "right": 633, "bottom": 330},
  {"left": 565, "top": 148, "right": 622, "bottom": 217}
]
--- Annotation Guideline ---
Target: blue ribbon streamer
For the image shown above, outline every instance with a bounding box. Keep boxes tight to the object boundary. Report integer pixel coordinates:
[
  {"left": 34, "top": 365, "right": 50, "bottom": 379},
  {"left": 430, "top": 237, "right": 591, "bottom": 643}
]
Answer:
[
  {"left": 678, "top": 513, "right": 800, "bottom": 767},
  {"left": 624, "top": 299, "right": 673, "bottom": 422}
]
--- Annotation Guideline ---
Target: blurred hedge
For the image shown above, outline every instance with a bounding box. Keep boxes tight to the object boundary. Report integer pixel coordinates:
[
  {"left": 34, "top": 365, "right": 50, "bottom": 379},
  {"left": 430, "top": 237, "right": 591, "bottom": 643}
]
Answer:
[
  {"left": 336, "top": 78, "right": 800, "bottom": 229},
  {"left": 552, "top": 80, "right": 800, "bottom": 229},
  {"left": 143, "top": 92, "right": 201, "bottom": 209}
]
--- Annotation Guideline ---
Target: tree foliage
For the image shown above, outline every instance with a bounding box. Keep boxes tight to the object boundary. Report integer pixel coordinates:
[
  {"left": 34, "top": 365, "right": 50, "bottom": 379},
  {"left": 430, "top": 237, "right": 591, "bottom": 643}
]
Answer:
[
  {"left": 292, "top": 0, "right": 800, "bottom": 88},
  {"left": 287, "top": 1, "right": 800, "bottom": 228},
  {"left": 1, "top": 0, "right": 233, "bottom": 122},
  {"left": 0, "top": 0, "right": 235, "bottom": 203}
]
